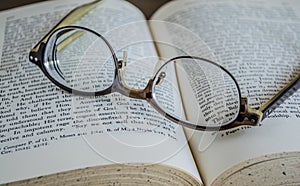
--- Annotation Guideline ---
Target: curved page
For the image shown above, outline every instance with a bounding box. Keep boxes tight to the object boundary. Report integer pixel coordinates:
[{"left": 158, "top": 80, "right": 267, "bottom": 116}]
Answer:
[
  {"left": 0, "top": 0, "right": 200, "bottom": 184},
  {"left": 151, "top": 0, "right": 300, "bottom": 185}
]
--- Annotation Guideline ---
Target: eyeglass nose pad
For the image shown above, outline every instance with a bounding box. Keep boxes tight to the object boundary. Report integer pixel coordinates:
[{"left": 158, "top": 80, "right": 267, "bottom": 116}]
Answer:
[
  {"left": 118, "top": 51, "right": 127, "bottom": 81},
  {"left": 155, "top": 72, "right": 166, "bottom": 85},
  {"left": 121, "top": 51, "right": 127, "bottom": 69},
  {"left": 117, "top": 51, "right": 127, "bottom": 69}
]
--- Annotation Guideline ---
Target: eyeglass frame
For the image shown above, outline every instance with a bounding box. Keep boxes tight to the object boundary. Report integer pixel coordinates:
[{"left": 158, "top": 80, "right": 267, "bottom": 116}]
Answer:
[{"left": 29, "top": 0, "right": 300, "bottom": 131}]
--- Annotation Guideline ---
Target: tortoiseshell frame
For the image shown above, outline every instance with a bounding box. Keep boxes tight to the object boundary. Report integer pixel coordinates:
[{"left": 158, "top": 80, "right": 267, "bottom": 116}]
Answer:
[{"left": 29, "top": 0, "right": 300, "bottom": 131}]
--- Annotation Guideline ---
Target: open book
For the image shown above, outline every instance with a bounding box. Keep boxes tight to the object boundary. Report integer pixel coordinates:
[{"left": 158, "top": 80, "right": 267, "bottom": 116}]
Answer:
[{"left": 1, "top": 0, "right": 300, "bottom": 185}]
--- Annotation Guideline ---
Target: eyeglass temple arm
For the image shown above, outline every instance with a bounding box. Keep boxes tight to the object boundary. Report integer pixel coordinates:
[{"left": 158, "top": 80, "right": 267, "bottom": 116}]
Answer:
[
  {"left": 230, "top": 74, "right": 299, "bottom": 129},
  {"left": 29, "top": 0, "right": 101, "bottom": 59},
  {"left": 258, "top": 74, "right": 300, "bottom": 120}
]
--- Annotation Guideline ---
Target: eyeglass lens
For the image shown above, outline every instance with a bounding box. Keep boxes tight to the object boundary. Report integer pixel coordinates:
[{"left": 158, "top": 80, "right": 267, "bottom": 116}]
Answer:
[
  {"left": 44, "top": 28, "right": 115, "bottom": 92},
  {"left": 152, "top": 57, "right": 240, "bottom": 128}
]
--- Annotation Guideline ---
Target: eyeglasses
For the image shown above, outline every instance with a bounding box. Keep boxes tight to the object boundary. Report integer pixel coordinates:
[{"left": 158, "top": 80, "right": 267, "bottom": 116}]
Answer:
[{"left": 29, "top": 0, "right": 300, "bottom": 131}]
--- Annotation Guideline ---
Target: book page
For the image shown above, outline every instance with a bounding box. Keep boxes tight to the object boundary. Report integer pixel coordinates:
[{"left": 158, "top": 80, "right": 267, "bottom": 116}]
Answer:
[
  {"left": 151, "top": 0, "right": 300, "bottom": 185},
  {"left": 0, "top": 0, "right": 200, "bottom": 184}
]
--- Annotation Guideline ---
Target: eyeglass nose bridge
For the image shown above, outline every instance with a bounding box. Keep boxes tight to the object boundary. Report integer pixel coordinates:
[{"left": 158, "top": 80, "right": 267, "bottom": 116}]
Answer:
[{"left": 112, "top": 51, "right": 153, "bottom": 101}]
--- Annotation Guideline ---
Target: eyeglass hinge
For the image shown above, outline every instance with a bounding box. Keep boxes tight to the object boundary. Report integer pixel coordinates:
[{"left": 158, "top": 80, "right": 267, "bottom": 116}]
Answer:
[
  {"left": 29, "top": 42, "right": 45, "bottom": 65},
  {"left": 235, "top": 97, "right": 263, "bottom": 127}
]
